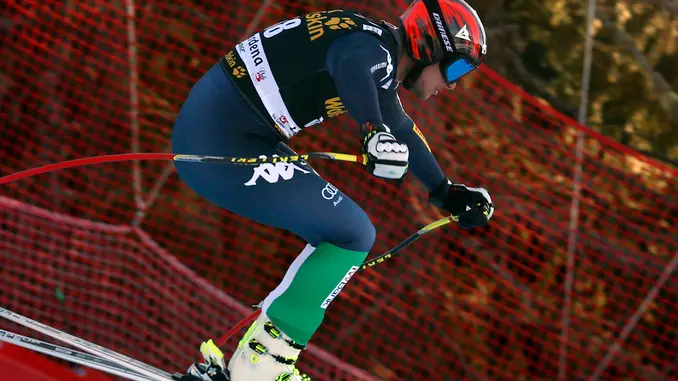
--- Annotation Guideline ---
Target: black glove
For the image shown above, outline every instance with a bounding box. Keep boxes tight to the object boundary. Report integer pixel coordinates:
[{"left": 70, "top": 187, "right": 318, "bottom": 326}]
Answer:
[{"left": 429, "top": 179, "right": 494, "bottom": 229}]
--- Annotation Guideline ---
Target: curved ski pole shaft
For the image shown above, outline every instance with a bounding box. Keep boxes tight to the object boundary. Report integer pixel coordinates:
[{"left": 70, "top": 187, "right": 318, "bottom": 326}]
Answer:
[
  {"left": 0, "top": 152, "right": 367, "bottom": 184},
  {"left": 0, "top": 307, "right": 173, "bottom": 381},
  {"left": 215, "top": 215, "right": 455, "bottom": 348},
  {"left": 173, "top": 152, "right": 367, "bottom": 166}
]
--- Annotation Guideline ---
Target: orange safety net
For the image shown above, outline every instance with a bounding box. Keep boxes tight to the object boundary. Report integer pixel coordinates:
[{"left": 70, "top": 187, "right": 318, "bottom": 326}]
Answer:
[{"left": 0, "top": 1, "right": 676, "bottom": 380}]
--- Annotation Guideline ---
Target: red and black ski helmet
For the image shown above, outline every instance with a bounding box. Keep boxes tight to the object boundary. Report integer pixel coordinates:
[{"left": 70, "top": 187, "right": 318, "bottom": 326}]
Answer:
[{"left": 400, "top": 0, "right": 487, "bottom": 85}]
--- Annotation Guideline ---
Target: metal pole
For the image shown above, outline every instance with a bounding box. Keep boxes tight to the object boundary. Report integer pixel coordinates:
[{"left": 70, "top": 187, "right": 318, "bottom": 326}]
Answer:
[
  {"left": 125, "top": 0, "right": 143, "bottom": 211},
  {"left": 558, "top": 0, "right": 597, "bottom": 379}
]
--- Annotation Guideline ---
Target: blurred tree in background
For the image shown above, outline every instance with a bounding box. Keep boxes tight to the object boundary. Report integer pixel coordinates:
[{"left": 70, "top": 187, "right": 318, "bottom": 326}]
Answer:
[
  {"left": 1, "top": 1, "right": 676, "bottom": 379},
  {"left": 470, "top": 0, "right": 678, "bottom": 163}
]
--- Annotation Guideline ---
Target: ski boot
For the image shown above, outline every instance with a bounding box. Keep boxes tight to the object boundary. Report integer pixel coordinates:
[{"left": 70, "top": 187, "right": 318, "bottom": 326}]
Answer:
[{"left": 227, "top": 312, "right": 311, "bottom": 381}]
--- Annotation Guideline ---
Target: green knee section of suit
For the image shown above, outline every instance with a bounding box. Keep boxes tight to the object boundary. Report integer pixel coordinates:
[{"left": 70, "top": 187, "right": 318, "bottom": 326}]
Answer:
[{"left": 266, "top": 242, "right": 368, "bottom": 345}]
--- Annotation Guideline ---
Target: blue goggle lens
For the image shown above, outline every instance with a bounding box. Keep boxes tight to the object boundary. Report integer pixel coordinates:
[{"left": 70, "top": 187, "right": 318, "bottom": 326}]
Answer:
[{"left": 443, "top": 59, "right": 476, "bottom": 84}]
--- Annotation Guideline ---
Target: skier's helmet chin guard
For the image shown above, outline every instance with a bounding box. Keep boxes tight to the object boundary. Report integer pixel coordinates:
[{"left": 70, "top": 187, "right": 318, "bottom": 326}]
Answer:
[{"left": 399, "top": 0, "right": 487, "bottom": 88}]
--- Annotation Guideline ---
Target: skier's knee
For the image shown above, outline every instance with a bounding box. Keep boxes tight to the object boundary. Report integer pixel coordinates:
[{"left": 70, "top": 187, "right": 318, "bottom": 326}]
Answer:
[
  {"left": 357, "top": 220, "right": 377, "bottom": 252},
  {"left": 337, "top": 213, "right": 376, "bottom": 253}
]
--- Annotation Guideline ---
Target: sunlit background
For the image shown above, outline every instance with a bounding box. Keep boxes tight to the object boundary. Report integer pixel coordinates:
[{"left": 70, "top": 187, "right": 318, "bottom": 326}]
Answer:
[{"left": 0, "top": 1, "right": 676, "bottom": 380}]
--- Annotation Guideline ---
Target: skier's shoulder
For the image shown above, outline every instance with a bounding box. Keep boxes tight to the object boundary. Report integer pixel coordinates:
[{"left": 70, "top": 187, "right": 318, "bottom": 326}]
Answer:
[
  {"left": 330, "top": 30, "right": 384, "bottom": 52},
  {"left": 326, "top": 13, "right": 392, "bottom": 50},
  {"left": 326, "top": 30, "right": 397, "bottom": 90}
]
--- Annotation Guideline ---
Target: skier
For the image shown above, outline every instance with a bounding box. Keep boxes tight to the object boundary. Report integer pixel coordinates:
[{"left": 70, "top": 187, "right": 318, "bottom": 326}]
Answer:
[{"left": 171, "top": 0, "right": 494, "bottom": 379}]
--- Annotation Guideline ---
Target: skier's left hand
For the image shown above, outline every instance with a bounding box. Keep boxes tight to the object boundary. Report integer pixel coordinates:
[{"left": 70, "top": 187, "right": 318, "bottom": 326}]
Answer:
[
  {"left": 429, "top": 179, "right": 494, "bottom": 229},
  {"left": 177, "top": 340, "right": 229, "bottom": 381}
]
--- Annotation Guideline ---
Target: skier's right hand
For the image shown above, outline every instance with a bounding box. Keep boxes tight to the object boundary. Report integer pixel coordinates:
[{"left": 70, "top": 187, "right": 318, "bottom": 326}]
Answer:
[{"left": 361, "top": 121, "right": 409, "bottom": 180}]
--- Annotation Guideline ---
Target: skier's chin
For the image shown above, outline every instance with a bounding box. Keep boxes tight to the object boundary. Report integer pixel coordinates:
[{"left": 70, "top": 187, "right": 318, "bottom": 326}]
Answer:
[
  {"left": 403, "top": 81, "right": 430, "bottom": 100},
  {"left": 418, "top": 90, "right": 432, "bottom": 100},
  {"left": 409, "top": 86, "right": 428, "bottom": 100}
]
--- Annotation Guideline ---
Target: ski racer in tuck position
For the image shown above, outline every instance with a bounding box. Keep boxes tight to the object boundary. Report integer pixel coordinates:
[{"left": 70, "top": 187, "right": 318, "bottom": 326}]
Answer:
[{"left": 172, "top": 0, "right": 494, "bottom": 379}]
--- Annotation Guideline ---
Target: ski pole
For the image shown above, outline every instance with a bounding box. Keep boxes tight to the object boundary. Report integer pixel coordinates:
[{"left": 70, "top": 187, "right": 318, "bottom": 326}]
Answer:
[
  {"left": 0, "top": 152, "right": 367, "bottom": 184},
  {"left": 215, "top": 214, "right": 455, "bottom": 348}
]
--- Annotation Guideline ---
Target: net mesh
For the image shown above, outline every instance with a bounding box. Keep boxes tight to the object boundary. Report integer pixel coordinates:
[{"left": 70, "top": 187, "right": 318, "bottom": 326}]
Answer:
[{"left": 1, "top": 1, "right": 677, "bottom": 380}]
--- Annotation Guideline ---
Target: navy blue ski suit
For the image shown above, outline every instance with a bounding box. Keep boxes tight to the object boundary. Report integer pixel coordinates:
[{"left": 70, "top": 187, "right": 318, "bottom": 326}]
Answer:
[{"left": 171, "top": 27, "right": 445, "bottom": 253}]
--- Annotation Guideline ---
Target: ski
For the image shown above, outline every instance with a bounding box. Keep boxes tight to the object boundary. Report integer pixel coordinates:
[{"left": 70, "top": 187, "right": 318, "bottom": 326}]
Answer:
[
  {"left": 0, "top": 328, "right": 157, "bottom": 381},
  {"left": 0, "top": 307, "right": 174, "bottom": 381}
]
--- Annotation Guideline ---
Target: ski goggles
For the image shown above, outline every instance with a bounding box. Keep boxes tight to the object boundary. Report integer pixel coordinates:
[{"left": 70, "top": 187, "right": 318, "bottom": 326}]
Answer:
[{"left": 440, "top": 56, "right": 478, "bottom": 85}]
